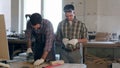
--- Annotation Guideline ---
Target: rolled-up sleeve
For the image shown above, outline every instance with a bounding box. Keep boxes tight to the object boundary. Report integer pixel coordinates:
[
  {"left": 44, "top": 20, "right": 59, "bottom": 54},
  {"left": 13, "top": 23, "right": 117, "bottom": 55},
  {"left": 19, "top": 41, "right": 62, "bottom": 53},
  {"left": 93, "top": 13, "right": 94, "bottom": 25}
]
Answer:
[
  {"left": 44, "top": 21, "right": 54, "bottom": 52},
  {"left": 81, "top": 23, "right": 87, "bottom": 39}
]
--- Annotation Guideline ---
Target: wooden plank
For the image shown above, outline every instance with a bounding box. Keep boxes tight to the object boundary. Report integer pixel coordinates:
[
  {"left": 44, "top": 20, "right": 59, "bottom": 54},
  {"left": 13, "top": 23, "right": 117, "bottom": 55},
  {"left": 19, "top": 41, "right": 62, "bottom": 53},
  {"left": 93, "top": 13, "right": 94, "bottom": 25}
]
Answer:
[{"left": 0, "top": 14, "right": 9, "bottom": 60}]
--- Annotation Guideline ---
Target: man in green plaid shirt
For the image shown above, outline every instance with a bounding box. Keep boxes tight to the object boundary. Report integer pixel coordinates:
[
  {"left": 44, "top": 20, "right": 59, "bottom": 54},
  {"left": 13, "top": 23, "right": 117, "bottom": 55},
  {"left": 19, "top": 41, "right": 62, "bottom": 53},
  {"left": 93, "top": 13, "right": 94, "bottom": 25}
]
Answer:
[{"left": 56, "top": 4, "right": 88, "bottom": 63}]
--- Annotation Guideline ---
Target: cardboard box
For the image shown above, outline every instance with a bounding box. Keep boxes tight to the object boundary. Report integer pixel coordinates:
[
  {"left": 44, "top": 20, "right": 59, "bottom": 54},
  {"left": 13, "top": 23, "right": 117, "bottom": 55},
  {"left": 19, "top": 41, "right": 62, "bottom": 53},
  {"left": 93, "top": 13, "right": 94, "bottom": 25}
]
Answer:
[{"left": 95, "top": 32, "right": 109, "bottom": 41}]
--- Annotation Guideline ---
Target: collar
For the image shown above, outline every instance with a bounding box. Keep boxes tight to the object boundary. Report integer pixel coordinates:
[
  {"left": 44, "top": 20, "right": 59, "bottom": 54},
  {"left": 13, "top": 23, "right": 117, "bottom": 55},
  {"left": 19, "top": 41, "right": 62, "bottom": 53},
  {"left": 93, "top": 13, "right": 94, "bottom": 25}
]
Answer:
[{"left": 65, "top": 17, "right": 79, "bottom": 23}]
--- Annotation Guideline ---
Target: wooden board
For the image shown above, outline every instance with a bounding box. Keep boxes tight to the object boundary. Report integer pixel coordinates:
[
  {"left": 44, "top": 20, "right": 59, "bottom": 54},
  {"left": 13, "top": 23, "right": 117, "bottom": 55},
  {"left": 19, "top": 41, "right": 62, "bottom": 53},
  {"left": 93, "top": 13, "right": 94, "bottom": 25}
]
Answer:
[
  {"left": 0, "top": 15, "right": 9, "bottom": 60},
  {"left": 10, "top": 62, "right": 86, "bottom": 68}
]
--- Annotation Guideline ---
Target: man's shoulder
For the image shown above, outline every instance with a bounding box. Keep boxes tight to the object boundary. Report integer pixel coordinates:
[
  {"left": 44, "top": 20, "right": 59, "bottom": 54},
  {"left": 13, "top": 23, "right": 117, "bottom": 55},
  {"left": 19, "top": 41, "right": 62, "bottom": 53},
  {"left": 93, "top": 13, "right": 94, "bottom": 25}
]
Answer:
[
  {"left": 59, "top": 19, "right": 67, "bottom": 24},
  {"left": 75, "top": 19, "right": 85, "bottom": 25},
  {"left": 42, "top": 19, "right": 50, "bottom": 23},
  {"left": 74, "top": 18, "right": 82, "bottom": 23},
  {"left": 42, "top": 19, "right": 54, "bottom": 29},
  {"left": 42, "top": 19, "right": 53, "bottom": 25}
]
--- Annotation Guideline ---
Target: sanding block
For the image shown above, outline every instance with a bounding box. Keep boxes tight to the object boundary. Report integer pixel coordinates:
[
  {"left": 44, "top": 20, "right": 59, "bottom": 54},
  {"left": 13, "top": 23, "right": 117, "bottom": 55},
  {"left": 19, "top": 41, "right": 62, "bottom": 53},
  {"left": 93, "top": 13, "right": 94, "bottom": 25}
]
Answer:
[{"left": 50, "top": 60, "right": 64, "bottom": 65}]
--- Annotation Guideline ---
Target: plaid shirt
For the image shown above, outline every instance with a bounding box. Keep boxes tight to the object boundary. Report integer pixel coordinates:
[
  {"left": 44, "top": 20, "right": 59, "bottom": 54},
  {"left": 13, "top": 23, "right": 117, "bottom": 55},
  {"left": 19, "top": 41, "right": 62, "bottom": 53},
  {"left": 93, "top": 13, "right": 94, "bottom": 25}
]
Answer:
[
  {"left": 25, "top": 19, "right": 54, "bottom": 52},
  {"left": 56, "top": 18, "right": 87, "bottom": 43}
]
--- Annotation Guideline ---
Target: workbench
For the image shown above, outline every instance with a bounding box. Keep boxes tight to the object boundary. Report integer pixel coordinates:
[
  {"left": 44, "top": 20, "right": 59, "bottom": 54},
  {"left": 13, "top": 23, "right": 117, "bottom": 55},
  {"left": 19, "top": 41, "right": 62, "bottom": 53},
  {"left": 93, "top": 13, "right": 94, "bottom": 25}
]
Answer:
[
  {"left": 8, "top": 38, "right": 27, "bottom": 59},
  {"left": 9, "top": 62, "right": 86, "bottom": 68},
  {"left": 83, "top": 41, "right": 120, "bottom": 64}
]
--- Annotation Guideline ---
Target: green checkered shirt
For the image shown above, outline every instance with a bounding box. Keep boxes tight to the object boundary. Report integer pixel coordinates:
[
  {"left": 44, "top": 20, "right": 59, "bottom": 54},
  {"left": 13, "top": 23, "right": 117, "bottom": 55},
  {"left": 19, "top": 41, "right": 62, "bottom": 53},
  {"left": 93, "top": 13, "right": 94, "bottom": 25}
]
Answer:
[{"left": 56, "top": 18, "right": 87, "bottom": 41}]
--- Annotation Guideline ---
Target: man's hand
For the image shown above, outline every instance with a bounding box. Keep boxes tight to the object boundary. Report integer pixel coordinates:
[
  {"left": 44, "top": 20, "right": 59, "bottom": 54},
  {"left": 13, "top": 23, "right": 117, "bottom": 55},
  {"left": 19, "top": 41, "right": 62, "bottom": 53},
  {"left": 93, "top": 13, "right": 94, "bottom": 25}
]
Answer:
[
  {"left": 33, "top": 58, "right": 44, "bottom": 66},
  {"left": 68, "top": 39, "right": 78, "bottom": 46},
  {"left": 62, "top": 38, "right": 69, "bottom": 46},
  {"left": 27, "top": 48, "right": 33, "bottom": 53}
]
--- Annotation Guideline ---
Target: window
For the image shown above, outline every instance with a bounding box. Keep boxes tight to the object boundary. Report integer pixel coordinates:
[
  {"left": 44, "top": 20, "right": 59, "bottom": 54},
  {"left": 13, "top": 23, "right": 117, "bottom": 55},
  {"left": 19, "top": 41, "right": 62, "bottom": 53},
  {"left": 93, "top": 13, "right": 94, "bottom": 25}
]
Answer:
[
  {"left": 20, "top": 0, "right": 62, "bottom": 33},
  {"left": 23, "top": 0, "right": 41, "bottom": 31},
  {"left": 43, "top": 0, "right": 62, "bottom": 32}
]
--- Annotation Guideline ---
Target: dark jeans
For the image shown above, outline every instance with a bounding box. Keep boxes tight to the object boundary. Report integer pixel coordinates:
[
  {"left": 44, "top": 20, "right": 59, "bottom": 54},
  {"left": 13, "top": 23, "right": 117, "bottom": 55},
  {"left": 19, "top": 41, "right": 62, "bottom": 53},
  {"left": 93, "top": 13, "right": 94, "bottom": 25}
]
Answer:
[{"left": 60, "top": 48, "right": 82, "bottom": 63}]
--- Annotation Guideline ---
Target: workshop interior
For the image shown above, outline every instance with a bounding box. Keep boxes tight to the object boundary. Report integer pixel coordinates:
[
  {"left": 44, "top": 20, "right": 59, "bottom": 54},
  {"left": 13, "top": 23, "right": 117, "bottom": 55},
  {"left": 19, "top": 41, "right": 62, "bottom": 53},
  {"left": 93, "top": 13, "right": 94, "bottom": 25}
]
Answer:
[{"left": 0, "top": 0, "right": 120, "bottom": 68}]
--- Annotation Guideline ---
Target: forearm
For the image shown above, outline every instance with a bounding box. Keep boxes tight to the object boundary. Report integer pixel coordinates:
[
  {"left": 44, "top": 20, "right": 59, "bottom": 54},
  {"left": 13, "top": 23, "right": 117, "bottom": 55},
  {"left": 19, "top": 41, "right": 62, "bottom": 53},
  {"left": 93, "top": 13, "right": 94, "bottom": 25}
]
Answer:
[
  {"left": 78, "top": 38, "right": 88, "bottom": 43},
  {"left": 27, "top": 39, "right": 32, "bottom": 48},
  {"left": 41, "top": 51, "right": 48, "bottom": 60},
  {"left": 26, "top": 39, "right": 33, "bottom": 53}
]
